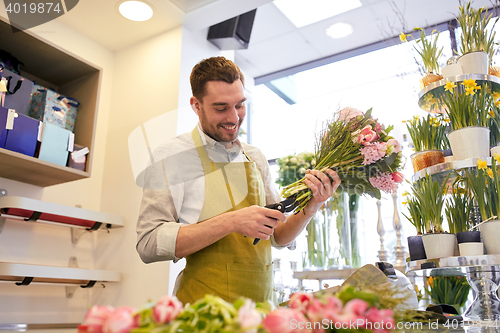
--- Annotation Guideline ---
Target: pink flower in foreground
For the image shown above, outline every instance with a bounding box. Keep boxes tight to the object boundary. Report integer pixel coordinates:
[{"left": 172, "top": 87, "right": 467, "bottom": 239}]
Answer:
[
  {"left": 103, "top": 307, "right": 138, "bottom": 333},
  {"left": 369, "top": 172, "right": 399, "bottom": 193},
  {"left": 306, "top": 296, "right": 343, "bottom": 324},
  {"left": 238, "top": 299, "right": 262, "bottom": 333},
  {"left": 83, "top": 305, "right": 114, "bottom": 333},
  {"left": 358, "top": 125, "right": 378, "bottom": 146},
  {"left": 361, "top": 142, "right": 387, "bottom": 165},
  {"left": 391, "top": 171, "right": 404, "bottom": 183},
  {"left": 339, "top": 107, "right": 364, "bottom": 122},
  {"left": 152, "top": 295, "right": 183, "bottom": 324},
  {"left": 289, "top": 292, "right": 314, "bottom": 314},
  {"left": 263, "top": 308, "right": 311, "bottom": 333},
  {"left": 387, "top": 138, "right": 401, "bottom": 154},
  {"left": 365, "top": 307, "right": 395, "bottom": 333}
]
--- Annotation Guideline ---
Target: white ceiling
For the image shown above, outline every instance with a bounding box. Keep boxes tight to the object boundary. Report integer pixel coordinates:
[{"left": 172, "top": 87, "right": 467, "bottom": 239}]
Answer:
[{"left": 56, "top": 0, "right": 497, "bottom": 80}]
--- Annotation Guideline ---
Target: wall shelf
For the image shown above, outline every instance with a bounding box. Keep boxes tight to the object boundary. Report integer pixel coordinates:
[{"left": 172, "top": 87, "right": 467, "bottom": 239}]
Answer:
[{"left": 293, "top": 268, "right": 358, "bottom": 281}]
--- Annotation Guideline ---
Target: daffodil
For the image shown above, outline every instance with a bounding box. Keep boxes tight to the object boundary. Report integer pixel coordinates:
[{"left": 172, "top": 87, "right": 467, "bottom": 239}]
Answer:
[
  {"left": 489, "top": 110, "right": 496, "bottom": 118},
  {"left": 477, "top": 158, "right": 488, "bottom": 170},
  {"left": 399, "top": 32, "right": 408, "bottom": 42},
  {"left": 462, "top": 78, "right": 478, "bottom": 89},
  {"left": 402, "top": 200, "right": 408, "bottom": 205},
  {"left": 465, "top": 87, "right": 476, "bottom": 96},
  {"left": 496, "top": 100, "right": 500, "bottom": 108},
  {"left": 487, "top": 168, "right": 494, "bottom": 179},
  {"left": 444, "top": 80, "right": 457, "bottom": 93},
  {"left": 402, "top": 191, "right": 410, "bottom": 197},
  {"left": 493, "top": 91, "right": 500, "bottom": 101},
  {"left": 495, "top": 153, "right": 500, "bottom": 164}
]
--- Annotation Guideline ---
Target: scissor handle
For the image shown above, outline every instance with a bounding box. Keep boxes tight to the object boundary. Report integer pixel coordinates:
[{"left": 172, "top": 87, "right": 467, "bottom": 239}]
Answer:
[{"left": 253, "top": 203, "right": 285, "bottom": 245}]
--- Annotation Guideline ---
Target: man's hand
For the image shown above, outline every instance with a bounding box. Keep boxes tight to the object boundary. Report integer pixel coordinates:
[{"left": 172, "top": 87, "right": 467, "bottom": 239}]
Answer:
[
  {"left": 229, "top": 206, "right": 286, "bottom": 240},
  {"left": 303, "top": 169, "right": 341, "bottom": 213}
]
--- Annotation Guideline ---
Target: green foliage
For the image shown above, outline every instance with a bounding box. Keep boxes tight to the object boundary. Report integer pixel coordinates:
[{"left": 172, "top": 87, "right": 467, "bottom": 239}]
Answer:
[
  {"left": 404, "top": 114, "right": 449, "bottom": 152},
  {"left": 465, "top": 157, "right": 500, "bottom": 221},
  {"left": 426, "top": 276, "right": 471, "bottom": 313},
  {"left": 275, "top": 152, "right": 315, "bottom": 188},
  {"left": 445, "top": 182, "right": 473, "bottom": 234}
]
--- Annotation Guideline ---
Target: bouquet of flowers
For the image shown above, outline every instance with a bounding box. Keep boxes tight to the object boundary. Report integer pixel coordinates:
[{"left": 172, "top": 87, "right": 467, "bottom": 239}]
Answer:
[{"left": 281, "top": 107, "right": 404, "bottom": 213}]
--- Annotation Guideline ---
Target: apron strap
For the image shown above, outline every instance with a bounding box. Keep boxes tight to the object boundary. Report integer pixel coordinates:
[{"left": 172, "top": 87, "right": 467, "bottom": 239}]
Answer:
[{"left": 191, "top": 127, "right": 215, "bottom": 175}]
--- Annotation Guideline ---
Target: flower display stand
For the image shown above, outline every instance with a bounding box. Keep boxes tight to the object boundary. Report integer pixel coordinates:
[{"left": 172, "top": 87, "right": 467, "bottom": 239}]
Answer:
[{"left": 407, "top": 255, "right": 500, "bottom": 321}]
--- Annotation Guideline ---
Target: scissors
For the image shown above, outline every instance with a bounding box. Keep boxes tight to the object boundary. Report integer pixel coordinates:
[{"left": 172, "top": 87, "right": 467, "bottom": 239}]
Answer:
[{"left": 253, "top": 194, "right": 298, "bottom": 245}]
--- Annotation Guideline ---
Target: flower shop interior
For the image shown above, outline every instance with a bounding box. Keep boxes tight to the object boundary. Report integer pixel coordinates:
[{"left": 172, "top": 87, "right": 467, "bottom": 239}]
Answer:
[{"left": 2, "top": 0, "right": 500, "bottom": 331}]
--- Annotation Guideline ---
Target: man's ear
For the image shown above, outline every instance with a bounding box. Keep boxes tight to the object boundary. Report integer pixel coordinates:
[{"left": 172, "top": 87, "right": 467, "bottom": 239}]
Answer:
[{"left": 190, "top": 97, "right": 200, "bottom": 115}]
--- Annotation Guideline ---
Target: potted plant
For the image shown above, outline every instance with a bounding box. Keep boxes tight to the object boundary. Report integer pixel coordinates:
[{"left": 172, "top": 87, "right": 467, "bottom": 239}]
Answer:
[
  {"left": 400, "top": 27, "right": 443, "bottom": 88},
  {"left": 408, "top": 174, "right": 454, "bottom": 259},
  {"left": 426, "top": 275, "right": 471, "bottom": 314},
  {"left": 457, "top": 2, "right": 498, "bottom": 74},
  {"left": 404, "top": 114, "right": 449, "bottom": 172},
  {"left": 402, "top": 191, "right": 427, "bottom": 261},
  {"left": 464, "top": 156, "right": 500, "bottom": 254},
  {"left": 444, "top": 183, "right": 482, "bottom": 256},
  {"left": 442, "top": 79, "right": 493, "bottom": 160}
]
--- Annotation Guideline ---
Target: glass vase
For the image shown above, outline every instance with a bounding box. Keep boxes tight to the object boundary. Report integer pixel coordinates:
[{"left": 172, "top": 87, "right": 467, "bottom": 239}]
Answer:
[{"left": 324, "top": 192, "right": 352, "bottom": 269}]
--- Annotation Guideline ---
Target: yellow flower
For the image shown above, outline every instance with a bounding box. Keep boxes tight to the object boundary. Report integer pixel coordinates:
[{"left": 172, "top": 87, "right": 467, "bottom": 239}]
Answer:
[
  {"left": 463, "top": 78, "right": 478, "bottom": 89},
  {"left": 490, "top": 110, "right": 496, "bottom": 118},
  {"left": 487, "top": 168, "right": 494, "bottom": 179},
  {"left": 444, "top": 80, "right": 457, "bottom": 92},
  {"left": 402, "top": 191, "right": 410, "bottom": 197},
  {"left": 477, "top": 158, "right": 487, "bottom": 170},
  {"left": 402, "top": 200, "right": 408, "bottom": 205},
  {"left": 399, "top": 32, "right": 408, "bottom": 42},
  {"left": 493, "top": 91, "right": 500, "bottom": 101},
  {"left": 465, "top": 87, "right": 476, "bottom": 96},
  {"left": 444, "top": 118, "right": 450, "bottom": 123},
  {"left": 496, "top": 100, "right": 500, "bottom": 108},
  {"left": 494, "top": 153, "right": 500, "bottom": 163}
]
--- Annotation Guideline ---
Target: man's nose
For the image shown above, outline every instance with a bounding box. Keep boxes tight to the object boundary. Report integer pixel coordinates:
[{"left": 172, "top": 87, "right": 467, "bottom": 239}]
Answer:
[{"left": 226, "top": 106, "right": 240, "bottom": 123}]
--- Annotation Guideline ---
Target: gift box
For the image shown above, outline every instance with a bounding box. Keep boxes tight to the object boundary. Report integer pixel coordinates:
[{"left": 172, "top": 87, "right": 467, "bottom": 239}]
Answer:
[
  {"left": 68, "top": 144, "right": 89, "bottom": 171},
  {"left": 0, "top": 68, "right": 33, "bottom": 115},
  {"left": 0, "top": 106, "right": 39, "bottom": 156},
  {"left": 38, "top": 122, "right": 73, "bottom": 166},
  {"left": 27, "top": 84, "right": 80, "bottom": 132}
]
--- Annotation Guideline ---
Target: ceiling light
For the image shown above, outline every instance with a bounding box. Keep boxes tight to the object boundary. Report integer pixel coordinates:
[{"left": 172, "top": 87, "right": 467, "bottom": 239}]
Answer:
[
  {"left": 326, "top": 23, "right": 353, "bottom": 39},
  {"left": 274, "top": 0, "right": 361, "bottom": 28},
  {"left": 119, "top": 1, "right": 153, "bottom": 22}
]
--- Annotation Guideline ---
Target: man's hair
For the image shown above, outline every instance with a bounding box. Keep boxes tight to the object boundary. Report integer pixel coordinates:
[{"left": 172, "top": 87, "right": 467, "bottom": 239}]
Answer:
[{"left": 190, "top": 56, "right": 244, "bottom": 101}]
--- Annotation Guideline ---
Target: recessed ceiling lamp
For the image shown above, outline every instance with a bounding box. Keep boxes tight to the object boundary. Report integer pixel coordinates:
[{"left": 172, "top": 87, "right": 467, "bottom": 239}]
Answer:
[
  {"left": 274, "top": 0, "right": 361, "bottom": 28},
  {"left": 326, "top": 22, "right": 354, "bottom": 39},
  {"left": 119, "top": 1, "right": 153, "bottom": 22}
]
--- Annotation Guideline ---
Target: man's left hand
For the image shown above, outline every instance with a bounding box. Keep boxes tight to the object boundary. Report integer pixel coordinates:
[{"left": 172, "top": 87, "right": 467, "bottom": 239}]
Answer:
[{"left": 303, "top": 169, "right": 341, "bottom": 212}]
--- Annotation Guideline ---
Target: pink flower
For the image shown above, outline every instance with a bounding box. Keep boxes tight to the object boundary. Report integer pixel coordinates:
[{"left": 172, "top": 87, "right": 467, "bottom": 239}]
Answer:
[
  {"left": 375, "top": 122, "right": 383, "bottom": 133},
  {"left": 343, "top": 299, "right": 369, "bottom": 316},
  {"left": 391, "top": 171, "right": 404, "bottom": 183},
  {"left": 365, "top": 307, "right": 395, "bottom": 333},
  {"left": 360, "top": 142, "right": 387, "bottom": 165},
  {"left": 103, "top": 307, "right": 138, "bottom": 333},
  {"left": 339, "top": 107, "right": 363, "bottom": 122},
  {"left": 369, "top": 172, "right": 399, "bottom": 193},
  {"left": 289, "top": 292, "right": 314, "bottom": 314},
  {"left": 358, "top": 125, "right": 378, "bottom": 146},
  {"left": 238, "top": 299, "right": 262, "bottom": 333},
  {"left": 263, "top": 308, "right": 311, "bottom": 333},
  {"left": 82, "top": 305, "right": 114, "bottom": 333},
  {"left": 152, "top": 295, "right": 183, "bottom": 324},
  {"left": 387, "top": 139, "right": 401, "bottom": 154},
  {"left": 306, "top": 296, "right": 343, "bottom": 329}
]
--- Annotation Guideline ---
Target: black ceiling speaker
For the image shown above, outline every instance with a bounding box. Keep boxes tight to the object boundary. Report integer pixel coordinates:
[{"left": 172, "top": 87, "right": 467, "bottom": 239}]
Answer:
[{"left": 207, "top": 9, "right": 257, "bottom": 50}]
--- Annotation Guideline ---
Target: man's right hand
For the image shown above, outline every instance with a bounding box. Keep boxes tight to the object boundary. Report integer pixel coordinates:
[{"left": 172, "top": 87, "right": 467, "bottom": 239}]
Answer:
[{"left": 228, "top": 205, "right": 286, "bottom": 240}]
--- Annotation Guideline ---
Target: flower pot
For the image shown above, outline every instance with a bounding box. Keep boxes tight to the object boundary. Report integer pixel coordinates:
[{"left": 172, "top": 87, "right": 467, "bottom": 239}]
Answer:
[
  {"left": 442, "top": 63, "right": 463, "bottom": 78},
  {"left": 422, "top": 233, "right": 456, "bottom": 259},
  {"left": 479, "top": 220, "right": 500, "bottom": 254},
  {"left": 420, "top": 72, "right": 443, "bottom": 89},
  {"left": 489, "top": 65, "right": 500, "bottom": 78},
  {"left": 459, "top": 242, "right": 484, "bottom": 256},
  {"left": 456, "top": 230, "right": 482, "bottom": 244},
  {"left": 407, "top": 235, "right": 426, "bottom": 261},
  {"left": 447, "top": 126, "right": 490, "bottom": 160},
  {"left": 458, "top": 51, "right": 489, "bottom": 75},
  {"left": 410, "top": 150, "right": 445, "bottom": 172}
]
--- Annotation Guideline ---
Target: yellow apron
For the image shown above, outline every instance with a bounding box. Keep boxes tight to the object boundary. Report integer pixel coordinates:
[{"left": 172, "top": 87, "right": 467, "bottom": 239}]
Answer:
[{"left": 176, "top": 128, "right": 273, "bottom": 304}]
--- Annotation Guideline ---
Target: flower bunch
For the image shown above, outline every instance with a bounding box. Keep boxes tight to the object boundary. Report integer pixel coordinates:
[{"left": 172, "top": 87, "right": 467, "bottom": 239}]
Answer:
[
  {"left": 403, "top": 114, "right": 450, "bottom": 152},
  {"left": 400, "top": 27, "right": 443, "bottom": 74},
  {"left": 276, "top": 152, "right": 316, "bottom": 188},
  {"left": 264, "top": 286, "right": 394, "bottom": 333},
  {"left": 281, "top": 107, "right": 404, "bottom": 213},
  {"left": 443, "top": 79, "right": 493, "bottom": 130},
  {"left": 445, "top": 184, "right": 473, "bottom": 234}
]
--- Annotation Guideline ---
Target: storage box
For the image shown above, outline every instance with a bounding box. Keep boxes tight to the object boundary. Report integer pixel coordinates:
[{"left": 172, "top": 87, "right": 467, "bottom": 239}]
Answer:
[
  {"left": 38, "top": 122, "right": 73, "bottom": 166},
  {"left": 27, "top": 84, "right": 79, "bottom": 132},
  {"left": 0, "top": 106, "right": 39, "bottom": 156},
  {"left": 0, "top": 68, "right": 33, "bottom": 115},
  {"left": 68, "top": 144, "right": 89, "bottom": 171}
]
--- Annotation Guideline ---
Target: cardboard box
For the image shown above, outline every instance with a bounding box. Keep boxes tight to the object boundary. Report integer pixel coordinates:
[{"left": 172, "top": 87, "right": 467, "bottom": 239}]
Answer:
[{"left": 38, "top": 122, "right": 73, "bottom": 166}]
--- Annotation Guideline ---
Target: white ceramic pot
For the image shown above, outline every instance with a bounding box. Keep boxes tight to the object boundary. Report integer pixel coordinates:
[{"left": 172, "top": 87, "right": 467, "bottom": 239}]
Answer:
[
  {"left": 479, "top": 220, "right": 500, "bottom": 254},
  {"left": 458, "top": 51, "right": 489, "bottom": 75},
  {"left": 422, "top": 233, "right": 457, "bottom": 259},
  {"left": 459, "top": 242, "right": 484, "bottom": 256},
  {"left": 491, "top": 145, "right": 500, "bottom": 157},
  {"left": 442, "top": 63, "right": 463, "bottom": 78},
  {"left": 447, "top": 126, "right": 490, "bottom": 160}
]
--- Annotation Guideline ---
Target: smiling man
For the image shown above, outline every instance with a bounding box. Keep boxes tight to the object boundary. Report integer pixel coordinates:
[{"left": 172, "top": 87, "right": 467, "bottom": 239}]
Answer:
[{"left": 136, "top": 56, "right": 341, "bottom": 305}]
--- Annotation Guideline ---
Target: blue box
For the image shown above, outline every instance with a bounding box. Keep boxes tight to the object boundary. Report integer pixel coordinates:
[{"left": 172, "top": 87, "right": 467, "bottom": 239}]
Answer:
[
  {"left": 38, "top": 122, "right": 72, "bottom": 166},
  {"left": 0, "top": 106, "right": 39, "bottom": 157},
  {"left": 1, "top": 69, "right": 33, "bottom": 115}
]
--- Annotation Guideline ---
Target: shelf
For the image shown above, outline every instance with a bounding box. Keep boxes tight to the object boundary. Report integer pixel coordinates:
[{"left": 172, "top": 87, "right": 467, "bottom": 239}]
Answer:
[
  {"left": 0, "top": 17, "right": 101, "bottom": 187},
  {"left": 293, "top": 268, "right": 358, "bottom": 280},
  {"left": 418, "top": 74, "right": 500, "bottom": 113},
  {"left": 411, "top": 157, "right": 491, "bottom": 183},
  {"left": 406, "top": 254, "right": 500, "bottom": 273},
  {"left": 0, "top": 196, "right": 124, "bottom": 230},
  {"left": 0, "top": 261, "right": 120, "bottom": 285}
]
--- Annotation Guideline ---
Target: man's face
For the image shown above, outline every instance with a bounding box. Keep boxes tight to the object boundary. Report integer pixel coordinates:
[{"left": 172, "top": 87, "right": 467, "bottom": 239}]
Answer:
[{"left": 191, "top": 80, "right": 246, "bottom": 144}]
